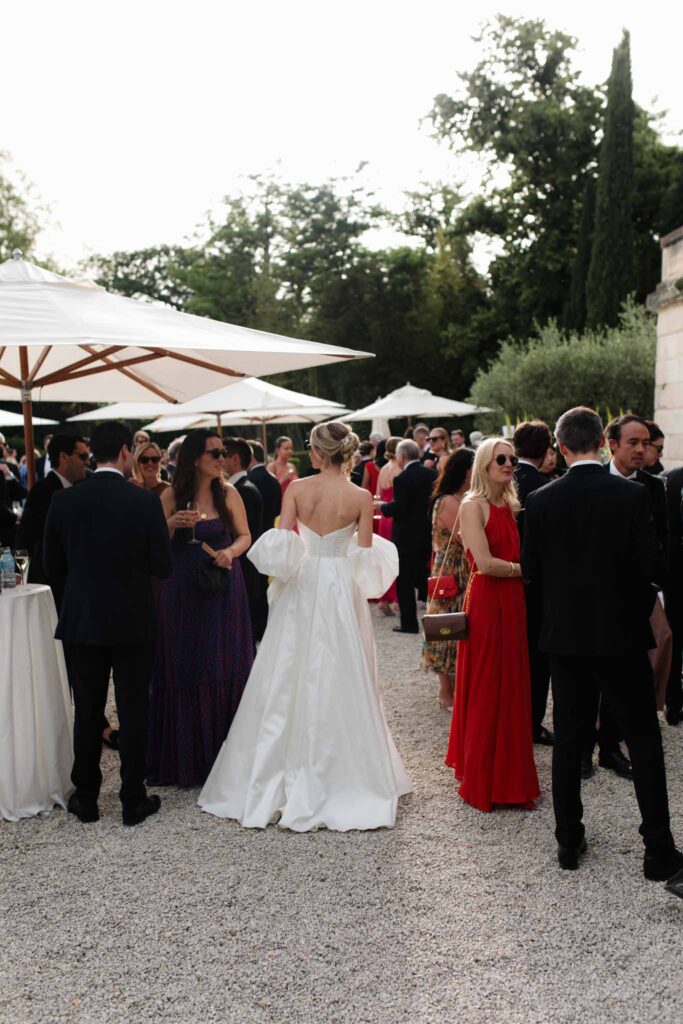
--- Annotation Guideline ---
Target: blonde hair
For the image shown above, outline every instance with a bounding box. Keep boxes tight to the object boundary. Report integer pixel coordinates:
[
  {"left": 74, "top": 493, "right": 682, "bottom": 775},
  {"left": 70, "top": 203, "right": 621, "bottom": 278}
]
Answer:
[
  {"left": 385, "top": 436, "right": 402, "bottom": 460},
  {"left": 466, "top": 437, "right": 520, "bottom": 515},
  {"left": 132, "top": 441, "right": 163, "bottom": 484},
  {"left": 310, "top": 421, "right": 359, "bottom": 473}
]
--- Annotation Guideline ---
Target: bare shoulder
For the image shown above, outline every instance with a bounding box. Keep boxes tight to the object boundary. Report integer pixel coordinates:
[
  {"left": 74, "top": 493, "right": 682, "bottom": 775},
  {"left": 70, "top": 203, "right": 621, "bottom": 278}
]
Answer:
[
  {"left": 461, "top": 496, "right": 487, "bottom": 523},
  {"left": 160, "top": 487, "right": 176, "bottom": 511}
]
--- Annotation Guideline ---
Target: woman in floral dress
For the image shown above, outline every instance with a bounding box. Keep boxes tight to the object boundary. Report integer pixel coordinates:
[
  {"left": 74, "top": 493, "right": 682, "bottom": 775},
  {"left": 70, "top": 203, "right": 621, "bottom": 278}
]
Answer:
[{"left": 420, "top": 448, "right": 474, "bottom": 708}]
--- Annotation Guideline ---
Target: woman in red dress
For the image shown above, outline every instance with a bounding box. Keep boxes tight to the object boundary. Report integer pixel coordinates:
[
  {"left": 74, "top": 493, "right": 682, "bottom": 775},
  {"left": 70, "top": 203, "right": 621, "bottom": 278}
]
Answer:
[{"left": 445, "top": 437, "right": 540, "bottom": 812}]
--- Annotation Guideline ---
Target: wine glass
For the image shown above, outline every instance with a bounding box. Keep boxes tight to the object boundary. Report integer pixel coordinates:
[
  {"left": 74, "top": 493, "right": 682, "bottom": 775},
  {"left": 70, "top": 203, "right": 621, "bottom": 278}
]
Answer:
[
  {"left": 186, "top": 502, "right": 200, "bottom": 544},
  {"left": 15, "top": 549, "right": 29, "bottom": 586}
]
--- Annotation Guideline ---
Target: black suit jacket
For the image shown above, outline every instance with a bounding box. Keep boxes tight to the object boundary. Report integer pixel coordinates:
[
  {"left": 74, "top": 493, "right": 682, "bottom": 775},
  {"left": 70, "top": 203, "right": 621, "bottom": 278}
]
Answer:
[
  {"left": 43, "top": 471, "right": 173, "bottom": 646},
  {"left": 522, "top": 464, "right": 664, "bottom": 656},
  {"left": 663, "top": 466, "right": 683, "bottom": 571},
  {"left": 17, "top": 471, "right": 64, "bottom": 590},
  {"left": 248, "top": 464, "right": 281, "bottom": 532},
  {"left": 234, "top": 475, "right": 264, "bottom": 606},
  {"left": 635, "top": 468, "right": 668, "bottom": 562},
  {"left": 381, "top": 461, "right": 435, "bottom": 556},
  {"left": 514, "top": 461, "right": 550, "bottom": 540}
]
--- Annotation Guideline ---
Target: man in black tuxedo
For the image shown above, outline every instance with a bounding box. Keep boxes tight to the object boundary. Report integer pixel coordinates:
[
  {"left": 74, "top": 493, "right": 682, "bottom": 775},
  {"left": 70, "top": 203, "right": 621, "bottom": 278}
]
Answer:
[
  {"left": 224, "top": 437, "right": 265, "bottom": 643},
  {"left": 44, "top": 421, "right": 172, "bottom": 826},
  {"left": 522, "top": 406, "right": 682, "bottom": 881},
  {"left": 34, "top": 434, "right": 54, "bottom": 481},
  {"left": 586, "top": 415, "right": 671, "bottom": 779},
  {"left": 17, "top": 434, "right": 90, "bottom": 599},
  {"left": 663, "top": 463, "right": 683, "bottom": 724},
  {"left": 381, "top": 439, "right": 435, "bottom": 634},
  {"left": 513, "top": 420, "right": 554, "bottom": 746},
  {"left": 247, "top": 440, "right": 282, "bottom": 532}
]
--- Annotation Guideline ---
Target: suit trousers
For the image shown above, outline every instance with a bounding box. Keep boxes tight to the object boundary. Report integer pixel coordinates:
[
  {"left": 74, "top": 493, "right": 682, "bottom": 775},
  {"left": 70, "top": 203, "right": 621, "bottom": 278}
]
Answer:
[
  {"left": 550, "top": 652, "right": 673, "bottom": 856},
  {"left": 665, "top": 586, "right": 683, "bottom": 715},
  {"left": 525, "top": 588, "right": 551, "bottom": 736},
  {"left": 64, "top": 641, "right": 154, "bottom": 805},
  {"left": 396, "top": 549, "right": 426, "bottom": 632}
]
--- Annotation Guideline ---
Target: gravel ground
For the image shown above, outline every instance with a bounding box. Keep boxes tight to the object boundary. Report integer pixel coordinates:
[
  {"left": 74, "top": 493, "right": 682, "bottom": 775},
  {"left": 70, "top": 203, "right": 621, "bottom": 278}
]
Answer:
[{"left": 2, "top": 607, "right": 683, "bottom": 1024}]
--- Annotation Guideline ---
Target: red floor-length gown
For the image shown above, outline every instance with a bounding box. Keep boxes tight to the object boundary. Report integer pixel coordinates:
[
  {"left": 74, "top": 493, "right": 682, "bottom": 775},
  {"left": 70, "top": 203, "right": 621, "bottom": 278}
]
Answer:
[
  {"left": 377, "top": 484, "right": 398, "bottom": 604},
  {"left": 445, "top": 502, "right": 540, "bottom": 812}
]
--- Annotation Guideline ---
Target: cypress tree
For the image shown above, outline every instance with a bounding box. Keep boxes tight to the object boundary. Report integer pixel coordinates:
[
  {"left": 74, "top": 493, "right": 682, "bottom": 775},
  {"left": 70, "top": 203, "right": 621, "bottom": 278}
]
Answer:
[
  {"left": 566, "top": 176, "right": 596, "bottom": 332},
  {"left": 586, "top": 30, "right": 634, "bottom": 328}
]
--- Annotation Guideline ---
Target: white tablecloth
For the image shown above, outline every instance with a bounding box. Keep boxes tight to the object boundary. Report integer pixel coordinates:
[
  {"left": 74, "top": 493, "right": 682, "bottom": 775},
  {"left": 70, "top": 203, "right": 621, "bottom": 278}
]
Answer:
[{"left": 0, "top": 584, "right": 73, "bottom": 821}]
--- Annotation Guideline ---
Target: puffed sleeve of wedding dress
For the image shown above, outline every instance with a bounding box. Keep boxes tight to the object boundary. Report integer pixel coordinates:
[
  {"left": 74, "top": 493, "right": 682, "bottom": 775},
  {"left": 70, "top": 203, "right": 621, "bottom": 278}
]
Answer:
[
  {"left": 348, "top": 534, "right": 399, "bottom": 600},
  {"left": 248, "top": 528, "right": 306, "bottom": 580}
]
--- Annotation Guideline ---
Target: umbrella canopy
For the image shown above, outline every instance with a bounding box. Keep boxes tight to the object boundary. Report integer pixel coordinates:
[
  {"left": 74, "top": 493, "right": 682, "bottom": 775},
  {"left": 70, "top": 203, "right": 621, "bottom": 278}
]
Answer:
[
  {"left": 66, "top": 401, "right": 173, "bottom": 423},
  {"left": 144, "top": 406, "right": 351, "bottom": 435},
  {"left": 0, "top": 408, "right": 57, "bottom": 427},
  {"left": 0, "top": 253, "right": 370, "bottom": 484},
  {"left": 345, "top": 383, "right": 491, "bottom": 422}
]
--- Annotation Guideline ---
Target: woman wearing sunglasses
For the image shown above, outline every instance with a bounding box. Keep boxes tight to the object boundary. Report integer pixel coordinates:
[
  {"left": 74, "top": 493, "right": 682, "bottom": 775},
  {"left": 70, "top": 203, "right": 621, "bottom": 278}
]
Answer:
[
  {"left": 423, "top": 427, "right": 451, "bottom": 471},
  {"left": 130, "top": 442, "right": 170, "bottom": 497},
  {"left": 148, "top": 429, "right": 254, "bottom": 788},
  {"left": 444, "top": 437, "right": 540, "bottom": 813}
]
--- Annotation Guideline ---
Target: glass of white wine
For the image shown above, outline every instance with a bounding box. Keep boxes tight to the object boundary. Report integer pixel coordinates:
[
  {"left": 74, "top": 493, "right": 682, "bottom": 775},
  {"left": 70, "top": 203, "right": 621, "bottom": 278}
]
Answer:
[
  {"left": 186, "top": 502, "right": 200, "bottom": 544},
  {"left": 15, "top": 549, "right": 29, "bottom": 586}
]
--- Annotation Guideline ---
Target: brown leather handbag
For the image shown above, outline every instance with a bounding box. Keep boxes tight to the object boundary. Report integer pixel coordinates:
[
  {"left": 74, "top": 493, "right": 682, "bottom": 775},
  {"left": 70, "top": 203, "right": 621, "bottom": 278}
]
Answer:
[{"left": 421, "top": 514, "right": 475, "bottom": 642}]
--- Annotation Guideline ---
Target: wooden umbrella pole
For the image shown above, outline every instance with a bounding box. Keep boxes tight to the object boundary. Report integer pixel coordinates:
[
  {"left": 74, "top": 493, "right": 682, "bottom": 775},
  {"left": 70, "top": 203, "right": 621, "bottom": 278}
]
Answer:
[
  {"left": 19, "top": 346, "right": 36, "bottom": 489},
  {"left": 261, "top": 421, "right": 267, "bottom": 453},
  {"left": 217, "top": 413, "right": 222, "bottom": 435}
]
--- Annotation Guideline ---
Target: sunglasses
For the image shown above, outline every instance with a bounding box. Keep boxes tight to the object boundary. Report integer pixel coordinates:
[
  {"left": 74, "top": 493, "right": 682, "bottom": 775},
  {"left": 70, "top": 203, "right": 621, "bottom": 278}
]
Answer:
[
  {"left": 76, "top": 452, "right": 90, "bottom": 462},
  {"left": 494, "top": 454, "right": 519, "bottom": 467},
  {"left": 428, "top": 436, "right": 444, "bottom": 443},
  {"left": 204, "top": 448, "right": 228, "bottom": 460},
  {"left": 139, "top": 455, "right": 161, "bottom": 465}
]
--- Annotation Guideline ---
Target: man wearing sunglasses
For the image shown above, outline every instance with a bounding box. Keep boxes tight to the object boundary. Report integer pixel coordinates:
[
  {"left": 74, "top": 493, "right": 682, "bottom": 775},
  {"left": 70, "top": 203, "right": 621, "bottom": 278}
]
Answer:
[{"left": 18, "top": 434, "right": 90, "bottom": 600}]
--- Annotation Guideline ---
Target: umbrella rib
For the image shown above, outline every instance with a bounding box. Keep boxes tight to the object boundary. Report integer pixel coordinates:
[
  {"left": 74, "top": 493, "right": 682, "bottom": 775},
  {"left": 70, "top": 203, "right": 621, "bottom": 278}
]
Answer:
[
  {"left": 76, "top": 347, "right": 179, "bottom": 402},
  {"left": 0, "top": 366, "right": 20, "bottom": 387},
  {"left": 36, "top": 352, "right": 165, "bottom": 386},
  {"left": 142, "top": 348, "right": 246, "bottom": 379},
  {"left": 31, "top": 345, "right": 131, "bottom": 387},
  {"left": 26, "top": 346, "right": 53, "bottom": 385}
]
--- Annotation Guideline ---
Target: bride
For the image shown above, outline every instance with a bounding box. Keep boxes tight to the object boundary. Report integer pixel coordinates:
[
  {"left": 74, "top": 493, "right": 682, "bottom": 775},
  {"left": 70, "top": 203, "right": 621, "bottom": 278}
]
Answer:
[{"left": 199, "top": 421, "right": 411, "bottom": 831}]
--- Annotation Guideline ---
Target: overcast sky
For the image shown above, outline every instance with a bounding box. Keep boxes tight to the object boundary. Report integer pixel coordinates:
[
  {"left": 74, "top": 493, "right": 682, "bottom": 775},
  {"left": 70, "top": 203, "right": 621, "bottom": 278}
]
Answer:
[{"left": 4, "top": 0, "right": 682, "bottom": 268}]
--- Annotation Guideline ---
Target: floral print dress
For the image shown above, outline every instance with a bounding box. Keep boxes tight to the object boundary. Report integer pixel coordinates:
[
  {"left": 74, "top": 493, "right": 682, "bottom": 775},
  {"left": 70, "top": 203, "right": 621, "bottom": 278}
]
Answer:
[{"left": 420, "top": 496, "right": 470, "bottom": 677}]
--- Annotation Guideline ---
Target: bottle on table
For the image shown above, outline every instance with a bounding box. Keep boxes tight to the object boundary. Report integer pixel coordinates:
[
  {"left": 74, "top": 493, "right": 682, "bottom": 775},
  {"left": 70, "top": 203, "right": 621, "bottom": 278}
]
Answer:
[{"left": 1, "top": 547, "right": 16, "bottom": 590}]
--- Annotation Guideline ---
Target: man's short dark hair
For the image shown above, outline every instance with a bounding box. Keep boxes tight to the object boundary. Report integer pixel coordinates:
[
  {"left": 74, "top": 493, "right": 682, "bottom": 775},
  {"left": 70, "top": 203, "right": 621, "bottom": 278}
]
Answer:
[
  {"left": 224, "top": 437, "right": 252, "bottom": 470},
  {"left": 605, "top": 414, "right": 650, "bottom": 445},
  {"left": 646, "top": 420, "right": 664, "bottom": 443},
  {"left": 90, "top": 422, "right": 133, "bottom": 464},
  {"left": 451, "top": 429, "right": 465, "bottom": 439},
  {"left": 47, "top": 434, "right": 87, "bottom": 465},
  {"left": 248, "top": 440, "right": 265, "bottom": 464},
  {"left": 512, "top": 420, "right": 552, "bottom": 461},
  {"left": 555, "top": 407, "right": 603, "bottom": 454}
]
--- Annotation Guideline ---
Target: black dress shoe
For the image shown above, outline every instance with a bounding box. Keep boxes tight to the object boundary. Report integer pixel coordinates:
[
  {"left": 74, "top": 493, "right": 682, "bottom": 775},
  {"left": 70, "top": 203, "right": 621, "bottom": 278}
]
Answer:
[
  {"left": 558, "top": 837, "right": 587, "bottom": 870},
  {"left": 644, "top": 847, "right": 683, "bottom": 882},
  {"left": 393, "top": 627, "right": 419, "bottom": 634},
  {"left": 580, "top": 753, "right": 594, "bottom": 780},
  {"left": 102, "top": 728, "right": 120, "bottom": 751},
  {"left": 122, "top": 794, "right": 161, "bottom": 827},
  {"left": 534, "top": 727, "right": 554, "bottom": 746},
  {"left": 67, "top": 794, "right": 99, "bottom": 823},
  {"left": 665, "top": 868, "right": 683, "bottom": 899},
  {"left": 666, "top": 709, "right": 681, "bottom": 727},
  {"left": 598, "top": 749, "right": 634, "bottom": 780}
]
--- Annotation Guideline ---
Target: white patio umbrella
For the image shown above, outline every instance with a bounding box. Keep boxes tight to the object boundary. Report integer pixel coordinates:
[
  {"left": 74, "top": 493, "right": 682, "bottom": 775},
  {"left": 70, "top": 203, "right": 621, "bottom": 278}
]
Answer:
[
  {"left": 0, "top": 253, "right": 371, "bottom": 484},
  {"left": 138, "top": 377, "right": 349, "bottom": 446},
  {"left": 345, "top": 382, "right": 491, "bottom": 422},
  {"left": 145, "top": 405, "right": 351, "bottom": 444},
  {"left": 0, "top": 408, "right": 57, "bottom": 427},
  {"left": 66, "top": 401, "right": 173, "bottom": 423}
]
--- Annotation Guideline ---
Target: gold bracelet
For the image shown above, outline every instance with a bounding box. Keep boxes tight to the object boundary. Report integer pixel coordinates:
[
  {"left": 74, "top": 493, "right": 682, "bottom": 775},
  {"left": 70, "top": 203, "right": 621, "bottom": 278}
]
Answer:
[{"left": 509, "top": 561, "right": 515, "bottom": 577}]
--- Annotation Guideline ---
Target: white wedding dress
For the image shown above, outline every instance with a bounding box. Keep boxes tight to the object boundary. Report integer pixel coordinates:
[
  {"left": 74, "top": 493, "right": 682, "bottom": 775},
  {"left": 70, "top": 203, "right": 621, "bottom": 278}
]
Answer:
[{"left": 198, "top": 522, "right": 411, "bottom": 831}]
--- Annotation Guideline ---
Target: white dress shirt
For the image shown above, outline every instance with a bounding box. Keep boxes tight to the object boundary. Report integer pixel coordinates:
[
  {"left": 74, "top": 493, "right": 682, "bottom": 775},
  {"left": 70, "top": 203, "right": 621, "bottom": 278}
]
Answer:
[
  {"left": 570, "top": 459, "right": 603, "bottom": 470},
  {"left": 228, "top": 470, "right": 248, "bottom": 486},
  {"left": 608, "top": 460, "right": 637, "bottom": 481},
  {"left": 94, "top": 467, "right": 124, "bottom": 477},
  {"left": 54, "top": 471, "right": 72, "bottom": 489}
]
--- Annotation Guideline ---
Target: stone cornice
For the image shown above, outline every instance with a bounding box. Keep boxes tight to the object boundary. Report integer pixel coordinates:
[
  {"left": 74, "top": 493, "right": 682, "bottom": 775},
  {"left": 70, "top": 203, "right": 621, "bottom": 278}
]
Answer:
[{"left": 661, "top": 225, "right": 683, "bottom": 249}]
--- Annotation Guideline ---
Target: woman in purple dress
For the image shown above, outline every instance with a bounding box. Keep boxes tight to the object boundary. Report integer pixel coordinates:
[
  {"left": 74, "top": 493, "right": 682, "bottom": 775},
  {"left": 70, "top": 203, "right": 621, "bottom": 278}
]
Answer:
[{"left": 148, "top": 429, "right": 254, "bottom": 787}]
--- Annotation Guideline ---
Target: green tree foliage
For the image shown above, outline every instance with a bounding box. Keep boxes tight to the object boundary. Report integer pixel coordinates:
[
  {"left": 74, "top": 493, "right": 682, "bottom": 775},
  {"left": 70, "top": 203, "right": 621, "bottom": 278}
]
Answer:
[
  {"left": 469, "top": 301, "right": 655, "bottom": 428},
  {"left": 586, "top": 32, "right": 635, "bottom": 328},
  {"left": 430, "top": 16, "right": 601, "bottom": 338},
  {"left": 0, "top": 151, "right": 43, "bottom": 261},
  {"left": 565, "top": 177, "right": 595, "bottom": 332}
]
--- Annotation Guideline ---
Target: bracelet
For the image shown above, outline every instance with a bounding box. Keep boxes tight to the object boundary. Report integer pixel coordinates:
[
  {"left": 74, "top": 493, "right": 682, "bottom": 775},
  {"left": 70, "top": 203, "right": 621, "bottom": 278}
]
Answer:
[{"left": 508, "top": 561, "right": 515, "bottom": 577}]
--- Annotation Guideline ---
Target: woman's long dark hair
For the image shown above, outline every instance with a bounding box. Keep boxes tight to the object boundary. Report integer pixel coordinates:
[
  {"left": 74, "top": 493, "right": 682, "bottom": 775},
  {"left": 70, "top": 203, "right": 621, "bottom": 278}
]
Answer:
[
  {"left": 172, "top": 429, "right": 231, "bottom": 533},
  {"left": 431, "top": 447, "right": 474, "bottom": 503}
]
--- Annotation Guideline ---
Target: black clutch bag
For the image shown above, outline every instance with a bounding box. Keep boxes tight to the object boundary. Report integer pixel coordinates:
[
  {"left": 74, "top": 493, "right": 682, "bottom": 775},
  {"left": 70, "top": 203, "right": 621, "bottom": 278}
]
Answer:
[{"left": 191, "top": 556, "right": 230, "bottom": 593}]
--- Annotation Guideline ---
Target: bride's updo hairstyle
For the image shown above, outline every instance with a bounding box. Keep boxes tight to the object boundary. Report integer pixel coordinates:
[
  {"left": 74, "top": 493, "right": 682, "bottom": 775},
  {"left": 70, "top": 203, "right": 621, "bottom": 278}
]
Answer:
[{"left": 310, "top": 421, "right": 359, "bottom": 474}]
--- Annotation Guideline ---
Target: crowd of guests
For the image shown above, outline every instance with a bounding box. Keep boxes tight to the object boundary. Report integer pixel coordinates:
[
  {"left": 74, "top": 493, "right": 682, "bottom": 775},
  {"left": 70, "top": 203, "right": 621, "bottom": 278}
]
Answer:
[{"left": 5, "top": 405, "right": 683, "bottom": 896}]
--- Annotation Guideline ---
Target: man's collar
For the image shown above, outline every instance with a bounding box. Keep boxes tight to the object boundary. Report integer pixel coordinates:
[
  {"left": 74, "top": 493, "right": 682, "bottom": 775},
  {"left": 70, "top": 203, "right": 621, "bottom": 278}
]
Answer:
[
  {"left": 569, "top": 459, "right": 604, "bottom": 470},
  {"left": 94, "top": 467, "right": 124, "bottom": 478},
  {"left": 516, "top": 458, "right": 538, "bottom": 469},
  {"left": 609, "top": 459, "right": 637, "bottom": 481},
  {"left": 229, "top": 469, "right": 248, "bottom": 486},
  {"left": 402, "top": 459, "right": 419, "bottom": 470},
  {"left": 53, "top": 470, "right": 72, "bottom": 489}
]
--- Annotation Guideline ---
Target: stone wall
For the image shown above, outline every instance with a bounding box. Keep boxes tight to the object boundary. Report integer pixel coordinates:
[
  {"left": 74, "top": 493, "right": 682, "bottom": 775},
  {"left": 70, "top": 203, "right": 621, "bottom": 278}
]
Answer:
[{"left": 650, "top": 226, "right": 683, "bottom": 467}]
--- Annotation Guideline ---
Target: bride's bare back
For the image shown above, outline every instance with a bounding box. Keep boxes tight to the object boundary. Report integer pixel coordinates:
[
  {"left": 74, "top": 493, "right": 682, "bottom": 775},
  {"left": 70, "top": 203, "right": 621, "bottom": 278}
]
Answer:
[{"left": 279, "top": 471, "right": 374, "bottom": 547}]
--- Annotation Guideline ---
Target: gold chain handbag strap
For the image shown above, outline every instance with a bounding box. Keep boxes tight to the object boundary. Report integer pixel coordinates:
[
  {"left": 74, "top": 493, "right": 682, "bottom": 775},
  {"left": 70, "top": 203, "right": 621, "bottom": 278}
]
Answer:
[
  {"left": 427, "top": 498, "right": 461, "bottom": 614},
  {"left": 461, "top": 569, "right": 479, "bottom": 616}
]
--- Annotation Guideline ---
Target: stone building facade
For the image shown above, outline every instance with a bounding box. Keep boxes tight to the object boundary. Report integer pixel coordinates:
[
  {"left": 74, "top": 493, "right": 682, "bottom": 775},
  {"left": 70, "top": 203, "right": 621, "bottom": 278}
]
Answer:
[{"left": 650, "top": 226, "right": 683, "bottom": 467}]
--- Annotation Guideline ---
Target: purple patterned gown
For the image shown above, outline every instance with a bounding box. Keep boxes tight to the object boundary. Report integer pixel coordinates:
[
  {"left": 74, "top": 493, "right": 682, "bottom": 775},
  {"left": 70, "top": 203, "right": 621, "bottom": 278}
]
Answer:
[{"left": 147, "top": 517, "right": 254, "bottom": 787}]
